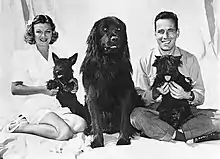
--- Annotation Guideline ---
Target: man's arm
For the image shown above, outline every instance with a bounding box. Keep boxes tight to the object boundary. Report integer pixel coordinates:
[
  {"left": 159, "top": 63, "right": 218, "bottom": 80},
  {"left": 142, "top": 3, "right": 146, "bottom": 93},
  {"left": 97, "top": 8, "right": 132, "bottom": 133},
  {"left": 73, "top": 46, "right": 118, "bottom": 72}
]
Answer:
[
  {"left": 133, "top": 57, "right": 156, "bottom": 104},
  {"left": 188, "top": 56, "right": 205, "bottom": 106}
]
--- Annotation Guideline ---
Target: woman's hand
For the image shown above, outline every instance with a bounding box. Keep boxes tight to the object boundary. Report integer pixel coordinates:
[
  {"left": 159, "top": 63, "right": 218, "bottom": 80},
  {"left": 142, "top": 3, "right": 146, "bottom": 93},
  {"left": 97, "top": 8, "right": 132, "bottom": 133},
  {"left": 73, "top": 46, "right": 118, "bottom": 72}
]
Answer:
[{"left": 43, "top": 86, "right": 59, "bottom": 96}]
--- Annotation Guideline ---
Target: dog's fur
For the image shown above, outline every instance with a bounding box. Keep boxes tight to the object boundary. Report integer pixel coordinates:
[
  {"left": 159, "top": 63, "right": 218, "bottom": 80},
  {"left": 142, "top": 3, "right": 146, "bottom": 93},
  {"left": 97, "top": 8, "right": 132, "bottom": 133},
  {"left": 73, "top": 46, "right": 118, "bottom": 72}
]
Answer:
[
  {"left": 80, "top": 16, "right": 143, "bottom": 148},
  {"left": 151, "top": 55, "right": 193, "bottom": 130},
  {"left": 47, "top": 52, "right": 88, "bottom": 120}
]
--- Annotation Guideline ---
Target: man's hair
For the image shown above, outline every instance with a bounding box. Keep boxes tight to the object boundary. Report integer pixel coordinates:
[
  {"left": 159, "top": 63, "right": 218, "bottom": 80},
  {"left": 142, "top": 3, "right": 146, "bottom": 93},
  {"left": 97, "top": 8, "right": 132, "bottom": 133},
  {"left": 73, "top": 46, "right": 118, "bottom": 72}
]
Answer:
[
  {"left": 154, "top": 11, "right": 178, "bottom": 31},
  {"left": 24, "top": 14, "right": 59, "bottom": 45}
]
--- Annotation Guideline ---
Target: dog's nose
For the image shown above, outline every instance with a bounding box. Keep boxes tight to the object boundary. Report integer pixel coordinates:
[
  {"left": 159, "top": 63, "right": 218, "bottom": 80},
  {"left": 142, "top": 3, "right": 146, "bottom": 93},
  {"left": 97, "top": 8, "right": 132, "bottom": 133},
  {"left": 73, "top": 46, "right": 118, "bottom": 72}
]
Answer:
[{"left": 111, "top": 36, "right": 118, "bottom": 42}]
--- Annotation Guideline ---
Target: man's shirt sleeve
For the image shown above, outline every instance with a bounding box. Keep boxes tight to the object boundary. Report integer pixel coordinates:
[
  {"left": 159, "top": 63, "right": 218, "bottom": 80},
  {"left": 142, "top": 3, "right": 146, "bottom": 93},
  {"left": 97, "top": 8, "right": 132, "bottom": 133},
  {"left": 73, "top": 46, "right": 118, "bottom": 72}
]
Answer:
[
  {"left": 188, "top": 55, "right": 205, "bottom": 106},
  {"left": 133, "top": 57, "right": 155, "bottom": 104}
]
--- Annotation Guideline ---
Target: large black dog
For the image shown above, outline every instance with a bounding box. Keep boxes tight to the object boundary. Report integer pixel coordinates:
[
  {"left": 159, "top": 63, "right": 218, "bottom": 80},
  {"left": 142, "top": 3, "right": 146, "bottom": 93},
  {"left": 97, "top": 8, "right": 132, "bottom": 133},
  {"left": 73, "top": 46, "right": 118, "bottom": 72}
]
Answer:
[
  {"left": 151, "top": 55, "right": 193, "bottom": 130},
  {"left": 47, "top": 52, "right": 87, "bottom": 120},
  {"left": 80, "top": 16, "right": 143, "bottom": 148}
]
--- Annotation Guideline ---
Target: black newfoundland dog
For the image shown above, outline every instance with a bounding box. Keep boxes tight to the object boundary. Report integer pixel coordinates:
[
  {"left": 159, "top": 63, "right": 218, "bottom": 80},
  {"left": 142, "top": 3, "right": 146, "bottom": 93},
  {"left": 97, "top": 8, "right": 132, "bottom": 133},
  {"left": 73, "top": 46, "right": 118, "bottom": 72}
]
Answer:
[{"left": 80, "top": 16, "right": 143, "bottom": 148}]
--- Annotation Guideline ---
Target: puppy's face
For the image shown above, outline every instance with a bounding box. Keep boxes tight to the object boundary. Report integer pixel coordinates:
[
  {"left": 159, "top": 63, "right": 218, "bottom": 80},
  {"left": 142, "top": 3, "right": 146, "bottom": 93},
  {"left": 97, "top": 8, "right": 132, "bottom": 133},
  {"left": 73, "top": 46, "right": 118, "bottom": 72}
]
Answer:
[
  {"left": 52, "top": 52, "right": 78, "bottom": 82},
  {"left": 152, "top": 55, "right": 182, "bottom": 81},
  {"left": 97, "top": 17, "right": 126, "bottom": 54}
]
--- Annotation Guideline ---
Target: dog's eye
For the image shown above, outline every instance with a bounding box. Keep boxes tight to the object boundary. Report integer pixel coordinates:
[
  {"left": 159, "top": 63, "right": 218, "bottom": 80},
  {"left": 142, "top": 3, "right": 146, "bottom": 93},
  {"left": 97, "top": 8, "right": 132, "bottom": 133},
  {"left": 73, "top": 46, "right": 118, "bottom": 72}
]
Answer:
[
  {"left": 117, "top": 27, "right": 121, "bottom": 31},
  {"left": 103, "top": 27, "right": 108, "bottom": 32}
]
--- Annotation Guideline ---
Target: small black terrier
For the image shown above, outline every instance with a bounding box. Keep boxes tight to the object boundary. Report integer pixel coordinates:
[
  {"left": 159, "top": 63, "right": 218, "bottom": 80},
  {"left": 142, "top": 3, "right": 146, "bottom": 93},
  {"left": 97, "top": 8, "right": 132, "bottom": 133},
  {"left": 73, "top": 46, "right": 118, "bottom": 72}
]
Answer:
[
  {"left": 47, "top": 52, "right": 88, "bottom": 120},
  {"left": 151, "top": 55, "right": 193, "bottom": 130}
]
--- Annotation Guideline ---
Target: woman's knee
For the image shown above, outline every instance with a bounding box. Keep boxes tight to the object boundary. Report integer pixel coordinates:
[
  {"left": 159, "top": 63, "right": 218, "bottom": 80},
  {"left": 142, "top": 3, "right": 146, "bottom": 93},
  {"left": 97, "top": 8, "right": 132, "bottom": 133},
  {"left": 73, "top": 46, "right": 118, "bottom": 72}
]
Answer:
[
  {"left": 39, "top": 112, "right": 74, "bottom": 141},
  {"left": 63, "top": 114, "right": 87, "bottom": 133},
  {"left": 72, "top": 117, "right": 87, "bottom": 132},
  {"left": 55, "top": 126, "right": 73, "bottom": 141}
]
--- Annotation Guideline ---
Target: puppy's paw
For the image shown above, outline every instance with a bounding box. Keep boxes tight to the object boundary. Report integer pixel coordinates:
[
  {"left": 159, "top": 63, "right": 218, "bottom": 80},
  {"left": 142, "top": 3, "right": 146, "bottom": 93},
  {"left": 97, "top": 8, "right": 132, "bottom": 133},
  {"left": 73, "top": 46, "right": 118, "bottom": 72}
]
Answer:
[
  {"left": 46, "top": 80, "right": 58, "bottom": 90},
  {"left": 116, "top": 137, "right": 131, "bottom": 145}
]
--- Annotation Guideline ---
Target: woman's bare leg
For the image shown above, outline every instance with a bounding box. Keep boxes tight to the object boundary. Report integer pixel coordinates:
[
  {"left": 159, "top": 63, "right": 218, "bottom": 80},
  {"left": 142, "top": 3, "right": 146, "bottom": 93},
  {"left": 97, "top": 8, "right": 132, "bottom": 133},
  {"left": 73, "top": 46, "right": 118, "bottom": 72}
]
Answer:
[
  {"left": 62, "top": 113, "right": 87, "bottom": 133},
  {"left": 14, "top": 112, "right": 74, "bottom": 140}
]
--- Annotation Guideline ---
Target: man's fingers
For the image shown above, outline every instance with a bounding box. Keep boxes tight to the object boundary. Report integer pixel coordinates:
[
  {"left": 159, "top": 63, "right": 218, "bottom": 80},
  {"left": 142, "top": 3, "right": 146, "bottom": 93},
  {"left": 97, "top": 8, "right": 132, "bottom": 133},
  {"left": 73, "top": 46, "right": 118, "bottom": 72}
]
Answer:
[
  {"left": 164, "top": 83, "right": 169, "bottom": 91},
  {"left": 170, "top": 92, "right": 179, "bottom": 99}
]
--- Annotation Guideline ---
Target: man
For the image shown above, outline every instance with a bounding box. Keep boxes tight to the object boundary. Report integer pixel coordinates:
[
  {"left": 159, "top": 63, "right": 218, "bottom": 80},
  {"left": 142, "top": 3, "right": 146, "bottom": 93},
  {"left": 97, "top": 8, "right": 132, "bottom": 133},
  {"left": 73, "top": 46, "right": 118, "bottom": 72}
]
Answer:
[{"left": 130, "top": 11, "right": 220, "bottom": 142}]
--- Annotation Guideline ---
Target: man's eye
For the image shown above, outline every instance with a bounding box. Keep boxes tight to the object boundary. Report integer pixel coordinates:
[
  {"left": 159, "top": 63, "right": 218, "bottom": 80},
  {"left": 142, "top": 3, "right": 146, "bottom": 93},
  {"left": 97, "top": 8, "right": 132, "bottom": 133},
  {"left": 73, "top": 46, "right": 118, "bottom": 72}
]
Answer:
[
  {"left": 157, "top": 29, "right": 165, "bottom": 34},
  {"left": 167, "top": 29, "right": 176, "bottom": 34}
]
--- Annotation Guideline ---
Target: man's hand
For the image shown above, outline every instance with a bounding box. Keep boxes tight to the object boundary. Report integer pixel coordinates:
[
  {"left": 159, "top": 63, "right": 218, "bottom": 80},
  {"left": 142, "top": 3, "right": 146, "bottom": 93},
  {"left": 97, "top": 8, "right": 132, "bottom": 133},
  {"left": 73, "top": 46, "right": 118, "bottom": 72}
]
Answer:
[
  {"left": 152, "top": 82, "right": 169, "bottom": 99},
  {"left": 169, "top": 81, "right": 191, "bottom": 99},
  {"left": 136, "top": 87, "right": 145, "bottom": 96},
  {"left": 157, "top": 82, "right": 169, "bottom": 95}
]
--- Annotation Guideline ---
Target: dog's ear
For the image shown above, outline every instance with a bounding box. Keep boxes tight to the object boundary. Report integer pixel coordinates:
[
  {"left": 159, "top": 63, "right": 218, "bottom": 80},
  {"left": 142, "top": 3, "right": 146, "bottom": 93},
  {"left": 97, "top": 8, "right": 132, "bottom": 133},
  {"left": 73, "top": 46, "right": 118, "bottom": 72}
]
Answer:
[
  {"left": 69, "top": 53, "right": 78, "bottom": 66},
  {"left": 155, "top": 55, "right": 161, "bottom": 59},
  {"left": 52, "top": 52, "right": 59, "bottom": 64},
  {"left": 152, "top": 55, "right": 161, "bottom": 67},
  {"left": 173, "top": 55, "right": 182, "bottom": 66},
  {"left": 80, "top": 21, "right": 99, "bottom": 74},
  {"left": 86, "top": 22, "right": 98, "bottom": 56}
]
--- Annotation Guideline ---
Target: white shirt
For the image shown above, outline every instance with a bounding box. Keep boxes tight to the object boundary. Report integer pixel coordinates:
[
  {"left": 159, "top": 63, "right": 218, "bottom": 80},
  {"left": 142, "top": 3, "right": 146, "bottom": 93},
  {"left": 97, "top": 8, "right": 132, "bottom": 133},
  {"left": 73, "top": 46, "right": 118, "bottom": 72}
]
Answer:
[{"left": 11, "top": 45, "right": 65, "bottom": 114}]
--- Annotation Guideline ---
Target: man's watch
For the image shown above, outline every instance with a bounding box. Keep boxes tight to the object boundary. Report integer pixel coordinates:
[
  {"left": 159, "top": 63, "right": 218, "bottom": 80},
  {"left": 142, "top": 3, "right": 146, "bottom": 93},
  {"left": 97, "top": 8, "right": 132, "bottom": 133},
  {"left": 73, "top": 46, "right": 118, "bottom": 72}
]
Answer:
[{"left": 188, "top": 91, "right": 195, "bottom": 101}]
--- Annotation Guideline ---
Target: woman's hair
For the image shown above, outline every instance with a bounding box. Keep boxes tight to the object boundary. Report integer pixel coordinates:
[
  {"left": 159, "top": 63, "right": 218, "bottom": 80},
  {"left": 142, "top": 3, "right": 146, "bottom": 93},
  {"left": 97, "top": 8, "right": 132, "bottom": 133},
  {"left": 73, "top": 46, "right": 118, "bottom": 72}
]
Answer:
[
  {"left": 154, "top": 11, "right": 178, "bottom": 31},
  {"left": 24, "top": 15, "right": 59, "bottom": 45}
]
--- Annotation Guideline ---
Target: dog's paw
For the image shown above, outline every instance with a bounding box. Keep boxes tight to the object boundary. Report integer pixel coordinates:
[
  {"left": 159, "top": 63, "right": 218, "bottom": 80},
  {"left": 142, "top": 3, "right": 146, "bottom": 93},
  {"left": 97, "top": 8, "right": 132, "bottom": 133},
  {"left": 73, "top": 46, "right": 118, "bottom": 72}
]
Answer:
[
  {"left": 91, "top": 136, "right": 104, "bottom": 148},
  {"left": 47, "top": 80, "right": 58, "bottom": 90},
  {"left": 116, "top": 137, "right": 131, "bottom": 145},
  {"left": 83, "top": 126, "right": 92, "bottom": 136}
]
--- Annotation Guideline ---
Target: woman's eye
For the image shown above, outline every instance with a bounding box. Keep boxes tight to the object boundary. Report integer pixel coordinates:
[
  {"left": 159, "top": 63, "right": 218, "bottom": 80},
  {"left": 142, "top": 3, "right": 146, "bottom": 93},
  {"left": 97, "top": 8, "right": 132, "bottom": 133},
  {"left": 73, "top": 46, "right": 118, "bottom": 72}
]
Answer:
[
  {"left": 46, "top": 30, "right": 52, "bottom": 34},
  {"left": 36, "top": 30, "right": 42, "bottom": 34}
]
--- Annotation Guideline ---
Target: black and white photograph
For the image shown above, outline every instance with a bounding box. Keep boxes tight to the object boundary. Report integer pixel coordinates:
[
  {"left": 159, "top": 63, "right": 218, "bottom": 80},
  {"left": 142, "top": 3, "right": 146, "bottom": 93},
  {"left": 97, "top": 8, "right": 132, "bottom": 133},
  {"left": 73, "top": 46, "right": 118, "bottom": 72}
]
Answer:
[{"left": 0, "top": 0, "right": 219, "bottom": 159}]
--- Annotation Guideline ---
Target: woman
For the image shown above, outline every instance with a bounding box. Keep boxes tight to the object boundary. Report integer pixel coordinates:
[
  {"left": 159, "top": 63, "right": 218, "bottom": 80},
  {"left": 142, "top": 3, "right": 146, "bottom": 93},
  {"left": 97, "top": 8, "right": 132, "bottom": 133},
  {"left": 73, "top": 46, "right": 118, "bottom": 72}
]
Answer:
[{"left": 4, "top": 14, "right": 86, "bottom": 141}]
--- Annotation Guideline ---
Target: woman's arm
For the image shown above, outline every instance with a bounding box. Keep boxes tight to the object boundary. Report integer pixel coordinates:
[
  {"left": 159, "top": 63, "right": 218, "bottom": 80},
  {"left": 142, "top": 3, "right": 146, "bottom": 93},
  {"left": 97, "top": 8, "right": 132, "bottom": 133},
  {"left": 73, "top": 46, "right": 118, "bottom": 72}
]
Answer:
[{"left": 11, "top": 81, "right": 58, "bottom": 96}]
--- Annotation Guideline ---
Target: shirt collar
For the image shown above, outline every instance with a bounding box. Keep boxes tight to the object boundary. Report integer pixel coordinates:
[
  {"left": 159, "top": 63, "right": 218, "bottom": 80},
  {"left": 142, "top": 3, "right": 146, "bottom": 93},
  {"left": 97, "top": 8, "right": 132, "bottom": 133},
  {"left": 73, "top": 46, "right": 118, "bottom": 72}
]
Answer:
[{"left": 155, "top": 46, "right": 181, "bottom": 56}]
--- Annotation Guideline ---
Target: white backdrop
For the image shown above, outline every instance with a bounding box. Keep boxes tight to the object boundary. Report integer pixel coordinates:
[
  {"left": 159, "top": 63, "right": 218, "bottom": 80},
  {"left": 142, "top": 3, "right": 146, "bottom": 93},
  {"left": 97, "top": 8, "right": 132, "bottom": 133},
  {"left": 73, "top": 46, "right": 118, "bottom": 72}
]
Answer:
[{"left": 0, "top": 0, "right": 219, "bottom": 126}]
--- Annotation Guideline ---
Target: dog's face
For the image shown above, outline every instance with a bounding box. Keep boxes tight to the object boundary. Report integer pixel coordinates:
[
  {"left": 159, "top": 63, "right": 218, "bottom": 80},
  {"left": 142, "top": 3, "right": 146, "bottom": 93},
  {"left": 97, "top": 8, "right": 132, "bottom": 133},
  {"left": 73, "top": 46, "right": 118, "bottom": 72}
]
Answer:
[
  {"left": 52, "top": 52, "right": 78, "bottom": 82},
  {"left": 152, "top": 55, "right": 182, "bottom": 81},
  {"left": 90, "top": 16, "right": 127, "bottom": 55},
  {"left": 47, "top": 52, "right": 79, "bottom": 93}
]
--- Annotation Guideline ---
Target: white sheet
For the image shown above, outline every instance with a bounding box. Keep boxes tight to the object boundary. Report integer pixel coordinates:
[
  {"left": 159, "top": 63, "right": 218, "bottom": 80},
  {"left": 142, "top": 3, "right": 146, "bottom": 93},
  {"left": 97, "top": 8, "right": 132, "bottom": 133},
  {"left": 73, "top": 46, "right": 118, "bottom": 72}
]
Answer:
[
  {"left": 0, "top": 132, "right": 86, "bottom": 159},
  {"left": 1, "top": 132, "right": 219, "bottom": 159}
]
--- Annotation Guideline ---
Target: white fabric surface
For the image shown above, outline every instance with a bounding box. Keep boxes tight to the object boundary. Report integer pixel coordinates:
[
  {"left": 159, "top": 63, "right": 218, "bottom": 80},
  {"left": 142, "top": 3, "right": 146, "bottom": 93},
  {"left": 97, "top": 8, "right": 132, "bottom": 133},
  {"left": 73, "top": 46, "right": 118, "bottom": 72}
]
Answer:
[{"left": 1, "top": 132, "right": 219, "bottom": 159}]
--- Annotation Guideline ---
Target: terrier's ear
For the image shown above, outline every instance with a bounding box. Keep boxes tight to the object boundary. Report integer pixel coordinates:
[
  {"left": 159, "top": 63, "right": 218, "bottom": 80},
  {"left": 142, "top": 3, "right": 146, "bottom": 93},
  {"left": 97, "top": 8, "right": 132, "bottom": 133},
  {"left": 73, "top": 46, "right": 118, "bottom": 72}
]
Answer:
[
  {"left": 152, "top": 55, "right": 161, "bottom": 67},
  {"left": 69, "top": 53, "right": 78, "bottom": 66},
  {"left": 155, "top": 55, "right": 161, "bottom": 59},
  {"left": 174, "top": 55, "right": 182, "bottom": 66},
  {"left": 52, "top": 52, "right": 59, "bottom": 64}
]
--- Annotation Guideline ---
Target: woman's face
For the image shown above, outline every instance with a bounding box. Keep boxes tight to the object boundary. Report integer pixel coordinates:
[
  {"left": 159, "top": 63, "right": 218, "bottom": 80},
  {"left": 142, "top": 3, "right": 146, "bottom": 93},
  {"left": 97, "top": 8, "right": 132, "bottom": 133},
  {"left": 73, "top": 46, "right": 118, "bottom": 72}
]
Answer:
[
  {"left": 155, "top": 19, "right": 179, "bottom": 52},
  {"left": 34, "top": 23, "right": 52, "bottom": 47}
]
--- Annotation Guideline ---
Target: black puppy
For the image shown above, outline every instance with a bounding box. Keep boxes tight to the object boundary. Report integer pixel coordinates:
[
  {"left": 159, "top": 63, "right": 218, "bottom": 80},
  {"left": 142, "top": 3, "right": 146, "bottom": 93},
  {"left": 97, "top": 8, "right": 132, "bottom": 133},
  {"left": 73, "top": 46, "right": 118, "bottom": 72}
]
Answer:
[
  {"left": 80, "top": 16, "right": 144, "bottom": 148},
  {"left": 151, "top": 55, "right": 193, "bottom": 130},
  {"left": 47, "top": 52, "right": 87, "bottom": 120}
]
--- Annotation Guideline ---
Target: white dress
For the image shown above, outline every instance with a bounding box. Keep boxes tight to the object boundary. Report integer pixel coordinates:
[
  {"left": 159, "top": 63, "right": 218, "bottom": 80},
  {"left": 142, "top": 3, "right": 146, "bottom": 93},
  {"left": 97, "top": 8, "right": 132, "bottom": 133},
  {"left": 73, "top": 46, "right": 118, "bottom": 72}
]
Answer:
[{"left": 11, "top": 45, "right": 71, "bottom": 123}]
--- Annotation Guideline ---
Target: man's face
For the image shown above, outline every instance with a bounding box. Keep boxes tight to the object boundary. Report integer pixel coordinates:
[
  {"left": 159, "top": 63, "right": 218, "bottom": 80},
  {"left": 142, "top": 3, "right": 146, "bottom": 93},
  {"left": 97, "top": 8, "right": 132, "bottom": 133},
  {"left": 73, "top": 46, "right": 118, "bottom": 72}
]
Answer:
[{"left": 155, "top": 19, "right": 179, "bottom": 52}]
